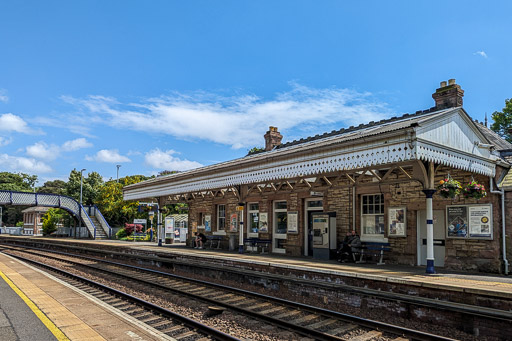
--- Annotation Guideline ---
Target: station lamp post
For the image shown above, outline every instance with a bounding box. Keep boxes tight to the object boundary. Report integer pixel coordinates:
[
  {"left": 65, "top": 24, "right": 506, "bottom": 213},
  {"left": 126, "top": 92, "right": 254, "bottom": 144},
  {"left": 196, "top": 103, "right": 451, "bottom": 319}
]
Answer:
[
  {"left": 116, "top": 165, "right": 121, "bottom": 183},
  {"left": 78, "top": 168, "right": 86, "bottom": 238}
]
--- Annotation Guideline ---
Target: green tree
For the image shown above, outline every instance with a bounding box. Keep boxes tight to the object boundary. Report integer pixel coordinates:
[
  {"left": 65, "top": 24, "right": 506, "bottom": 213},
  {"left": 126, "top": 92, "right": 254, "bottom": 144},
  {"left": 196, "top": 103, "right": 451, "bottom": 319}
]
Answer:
[
  {"left": 0, "top": 172, "right": 38, "bottom": 191},
  {"left": 42, "top": 208, "right": 62, "bottom": 235},
  {"left": 246, "top": 146, "right": 265, "bottom": 156},
  {"left": 65, "top": 169, "right": 104, "bottom": 204},
  {"left": 491, "top": 98, "right": 512, "bottom": 142},
  {"left": 0, "top": 172, "right": 37, "bottom": 226},
  {"left": 38, "top": 180, "right": 67, "bottom": 195},
  {"left": 96, "top": 175, "right": 150, "bottom": 226}
]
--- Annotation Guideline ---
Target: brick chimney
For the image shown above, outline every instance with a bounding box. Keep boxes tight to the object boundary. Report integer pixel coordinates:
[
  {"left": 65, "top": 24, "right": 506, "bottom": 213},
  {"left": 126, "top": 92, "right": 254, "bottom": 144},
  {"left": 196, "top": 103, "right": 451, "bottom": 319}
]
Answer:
[
  {"left": 432, "top": 79, "right": 464, "bottom": 109},
  {"left": 264, "top": 126, "right": 283, "bottom": 151}
]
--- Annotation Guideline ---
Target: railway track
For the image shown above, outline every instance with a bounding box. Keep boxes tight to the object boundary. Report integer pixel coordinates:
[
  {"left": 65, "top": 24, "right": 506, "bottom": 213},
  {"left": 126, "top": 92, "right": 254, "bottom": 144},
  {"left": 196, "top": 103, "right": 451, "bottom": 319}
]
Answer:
[
  {"left": 1, "top": 245, "right": 457, "bottom": 341},
  {"left": 1, "top": 249, "right": 237, "bottom": 341}
]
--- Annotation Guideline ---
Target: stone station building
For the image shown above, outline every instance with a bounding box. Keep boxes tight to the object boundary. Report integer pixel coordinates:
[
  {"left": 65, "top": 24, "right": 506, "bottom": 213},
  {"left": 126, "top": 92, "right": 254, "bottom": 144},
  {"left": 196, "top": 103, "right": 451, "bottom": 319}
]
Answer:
[{"left": 124, "top": 80, "right": 512, "bottom": 274}]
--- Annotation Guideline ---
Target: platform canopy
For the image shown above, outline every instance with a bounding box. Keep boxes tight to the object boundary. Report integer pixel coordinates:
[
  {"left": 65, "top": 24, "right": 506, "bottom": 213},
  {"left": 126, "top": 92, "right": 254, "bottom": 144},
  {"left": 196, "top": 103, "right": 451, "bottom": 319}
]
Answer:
[{"left": 124, "top": 107, "right": 503, "bottom": 201}]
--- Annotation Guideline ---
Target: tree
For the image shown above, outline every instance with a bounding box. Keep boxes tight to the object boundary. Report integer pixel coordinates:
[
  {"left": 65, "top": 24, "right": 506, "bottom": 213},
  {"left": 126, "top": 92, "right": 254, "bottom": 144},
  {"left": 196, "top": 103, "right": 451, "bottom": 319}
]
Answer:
[
  {"left": 0, "top": 172, "right": 37, "bottom": 226},
  {"left": 0, "top": 172, "right": 38, "bottom": 191},
  {"left": 246, "top": 147, "right": 265, "bottom": 156},
  {"left": 38, "top": 180, "right": 67, "bottom": 195},
  {"left": 96, "top": 175, "right": 150, "bottom": 226},
  {"left": 65, "top": 169, "right": 104, "bottom": 204},
  {"left": 491, "top": 98, "right": 512, "bottom": 142},
  {"left": 42, "top": 208, "right": 62, "bottom": 235}
]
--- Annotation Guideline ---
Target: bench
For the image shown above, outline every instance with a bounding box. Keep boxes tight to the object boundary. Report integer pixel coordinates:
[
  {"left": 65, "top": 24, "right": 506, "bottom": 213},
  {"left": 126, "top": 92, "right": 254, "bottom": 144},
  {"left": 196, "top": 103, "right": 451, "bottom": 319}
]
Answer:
[
  {"left": 244, "top": 238, "right": 272, "bottom": 254},
  {"left": 205, "top": 235, "right": 223, "bottom": 249},
  {"left": 133, "top": 232, "right": 146, "bottom": 241},
  {"left": 353, "top": 242, "right": 391, "bottom": 265}
]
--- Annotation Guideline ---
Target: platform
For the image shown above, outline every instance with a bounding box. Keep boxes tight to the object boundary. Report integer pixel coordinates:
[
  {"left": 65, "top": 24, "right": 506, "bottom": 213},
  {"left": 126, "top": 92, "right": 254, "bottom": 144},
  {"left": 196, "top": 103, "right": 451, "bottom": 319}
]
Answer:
[
  {"left": 2, "top": 235, "right": 511, "bottom": 301},
  {"left": 0, "top": 251, "right": 174, "bottom": 341}
]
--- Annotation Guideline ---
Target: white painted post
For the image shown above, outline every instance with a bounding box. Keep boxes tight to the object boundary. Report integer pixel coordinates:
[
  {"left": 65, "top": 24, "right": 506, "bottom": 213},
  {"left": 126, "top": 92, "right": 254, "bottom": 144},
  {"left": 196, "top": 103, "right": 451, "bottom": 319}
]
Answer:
[
  {"left": 238, "top": 205, "right": 244, "bottom": 254},
  {"left": 423, "top": 189, "right": 436, "bottom": 274}
]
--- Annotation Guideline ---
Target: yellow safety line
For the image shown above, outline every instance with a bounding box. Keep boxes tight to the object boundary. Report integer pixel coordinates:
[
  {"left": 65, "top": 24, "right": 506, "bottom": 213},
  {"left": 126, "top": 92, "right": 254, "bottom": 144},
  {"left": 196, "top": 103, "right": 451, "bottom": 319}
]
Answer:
[{"left": 0, "top": 270, "right": 70, "bottom": 341}]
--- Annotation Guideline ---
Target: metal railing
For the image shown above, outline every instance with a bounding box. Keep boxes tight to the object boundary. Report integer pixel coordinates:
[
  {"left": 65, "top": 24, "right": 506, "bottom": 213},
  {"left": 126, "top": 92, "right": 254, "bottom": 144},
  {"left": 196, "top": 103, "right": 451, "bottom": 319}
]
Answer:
[
  {"left": 0, "top": 190, "right": 97, "bottom": 239},
  {"left": 85, "top": 205, "right": 112, "bottom": 238}
]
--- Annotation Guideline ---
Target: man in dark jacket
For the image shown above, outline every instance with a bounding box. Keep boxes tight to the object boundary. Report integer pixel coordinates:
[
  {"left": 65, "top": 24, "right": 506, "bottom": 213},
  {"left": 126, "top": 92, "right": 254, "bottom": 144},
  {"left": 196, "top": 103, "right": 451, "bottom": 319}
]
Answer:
[{"left": 194, "top": 232, "right": 207, "bottom": 249}]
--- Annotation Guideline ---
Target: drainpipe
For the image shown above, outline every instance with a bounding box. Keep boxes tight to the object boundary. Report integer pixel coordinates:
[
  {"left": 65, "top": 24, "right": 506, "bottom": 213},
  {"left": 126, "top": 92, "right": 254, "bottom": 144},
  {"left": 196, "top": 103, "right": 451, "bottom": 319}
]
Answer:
[{"left": 490, "top": 177, "right": 509, "bottom": 275}]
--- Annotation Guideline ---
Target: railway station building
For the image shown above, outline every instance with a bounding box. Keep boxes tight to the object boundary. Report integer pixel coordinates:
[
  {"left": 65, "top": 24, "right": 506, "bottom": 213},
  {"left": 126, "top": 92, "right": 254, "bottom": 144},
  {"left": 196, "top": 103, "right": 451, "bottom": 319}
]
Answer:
[{"left": 124, "top": 80, "right": 512, "bottom": 274}]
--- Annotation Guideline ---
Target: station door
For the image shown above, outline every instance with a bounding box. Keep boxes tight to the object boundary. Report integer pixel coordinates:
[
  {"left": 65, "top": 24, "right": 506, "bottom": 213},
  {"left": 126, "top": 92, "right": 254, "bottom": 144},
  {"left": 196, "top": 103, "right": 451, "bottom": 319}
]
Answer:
[{"left": 417, "top": 210, "right": 445, "bottom": 267}]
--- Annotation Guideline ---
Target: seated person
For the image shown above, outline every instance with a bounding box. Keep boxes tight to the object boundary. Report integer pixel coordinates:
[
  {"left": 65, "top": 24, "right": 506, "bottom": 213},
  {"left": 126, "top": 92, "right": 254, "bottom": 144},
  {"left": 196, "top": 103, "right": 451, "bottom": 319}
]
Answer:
[
  {"left": 338, "top": 230, "right": 361, "bottom": 263},
  {"left": 194, "top": 232, "right": 207, "bottom": 249}
]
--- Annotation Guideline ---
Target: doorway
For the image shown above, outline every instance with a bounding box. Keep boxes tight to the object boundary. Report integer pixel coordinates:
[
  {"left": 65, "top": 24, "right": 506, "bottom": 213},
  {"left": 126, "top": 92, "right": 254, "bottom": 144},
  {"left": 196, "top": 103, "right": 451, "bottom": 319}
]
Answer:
[
  {"left": 417, "top": 210, "right": 446, "bottom": 267},
  {"left": 304, "top": 199, "right": 323, "bottom": 256}
]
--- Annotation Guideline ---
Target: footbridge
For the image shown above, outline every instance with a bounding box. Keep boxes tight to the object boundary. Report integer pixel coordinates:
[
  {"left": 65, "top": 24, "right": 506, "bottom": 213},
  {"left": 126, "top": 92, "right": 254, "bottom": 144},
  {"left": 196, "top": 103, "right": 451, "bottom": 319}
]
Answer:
[{"left": 0, "top": 190, "right": 111, "bottom": 239}]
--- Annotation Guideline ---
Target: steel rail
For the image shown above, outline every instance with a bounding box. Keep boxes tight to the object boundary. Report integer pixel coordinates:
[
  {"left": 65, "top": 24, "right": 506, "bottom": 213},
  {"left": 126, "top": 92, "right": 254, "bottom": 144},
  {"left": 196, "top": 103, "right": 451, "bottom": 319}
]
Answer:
[
  {"left": 2, "top": 245, "right": 458, "bottom": 341},
  {"left": 2, "top": 250, "right": 239, "bottom": 341}
]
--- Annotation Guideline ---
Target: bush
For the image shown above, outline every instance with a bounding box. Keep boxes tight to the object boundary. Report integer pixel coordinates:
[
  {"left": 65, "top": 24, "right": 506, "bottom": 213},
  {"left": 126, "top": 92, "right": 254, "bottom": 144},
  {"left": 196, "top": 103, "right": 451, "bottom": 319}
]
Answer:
[
  {"left": 16, "top": 221, "right": 24, "bottom": 227},
  {"left": 116, "top": 228, "right": 128, "bottom": 239},
  {"left": 42, "top": 209, "right": 61, "bottom": 236}
]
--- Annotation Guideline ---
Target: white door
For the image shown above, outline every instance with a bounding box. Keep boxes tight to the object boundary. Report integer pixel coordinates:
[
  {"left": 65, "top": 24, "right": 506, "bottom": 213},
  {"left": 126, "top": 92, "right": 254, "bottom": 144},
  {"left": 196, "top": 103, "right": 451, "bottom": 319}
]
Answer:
[{"left": 417, "top": 210, "right": 445, "bottom": 267}]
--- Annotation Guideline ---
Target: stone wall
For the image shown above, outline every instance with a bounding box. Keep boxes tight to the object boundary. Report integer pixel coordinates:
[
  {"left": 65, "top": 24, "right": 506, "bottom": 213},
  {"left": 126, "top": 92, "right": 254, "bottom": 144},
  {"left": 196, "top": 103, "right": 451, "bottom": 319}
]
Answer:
[{"left": 184, "top": 166, "right": 505, "bottom": 272}]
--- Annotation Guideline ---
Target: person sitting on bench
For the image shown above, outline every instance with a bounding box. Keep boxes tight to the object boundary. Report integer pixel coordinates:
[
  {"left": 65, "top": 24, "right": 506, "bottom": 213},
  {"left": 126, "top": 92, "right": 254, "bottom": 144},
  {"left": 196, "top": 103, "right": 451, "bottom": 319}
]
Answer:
[
  {"left": 194, "top": 232, "right": 207, "bottom": 249},
  {"left": 338, "top": 230, "right": 361, "bottom": 263}
]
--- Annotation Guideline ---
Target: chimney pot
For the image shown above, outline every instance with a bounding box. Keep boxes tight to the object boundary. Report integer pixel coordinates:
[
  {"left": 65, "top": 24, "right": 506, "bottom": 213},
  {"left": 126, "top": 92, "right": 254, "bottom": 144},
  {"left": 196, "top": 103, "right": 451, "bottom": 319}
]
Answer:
[
  {"left": 448, "top": 78, "right": 456, "bottom": 85},
  {"left": 440, "top": 81, "right": 447, "bottom": 87}
]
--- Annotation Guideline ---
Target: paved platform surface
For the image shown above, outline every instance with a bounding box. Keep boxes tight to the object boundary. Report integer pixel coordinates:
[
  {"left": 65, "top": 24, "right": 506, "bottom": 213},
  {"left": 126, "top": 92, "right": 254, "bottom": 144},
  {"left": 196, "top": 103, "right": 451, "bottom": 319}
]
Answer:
[
  {"left": 0, "top": 252, "right": 173, "bottom": 341},
  {"left": 3, "top": 236, "right": 511, "bottom": 299}
]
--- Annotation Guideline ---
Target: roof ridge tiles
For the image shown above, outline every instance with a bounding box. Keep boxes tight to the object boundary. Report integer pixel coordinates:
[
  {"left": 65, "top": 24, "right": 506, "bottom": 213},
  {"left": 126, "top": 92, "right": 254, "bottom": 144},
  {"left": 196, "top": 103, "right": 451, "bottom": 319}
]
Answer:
[{"left": 277, "top": 107, "right": 440, "bottom": 149}]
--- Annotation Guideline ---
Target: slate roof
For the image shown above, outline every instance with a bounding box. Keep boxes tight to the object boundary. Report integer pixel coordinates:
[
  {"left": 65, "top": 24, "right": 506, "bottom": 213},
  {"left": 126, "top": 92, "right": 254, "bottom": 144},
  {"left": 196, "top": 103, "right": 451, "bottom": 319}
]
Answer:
[
  {"left": 473, "top": 121, "right": 512, "bottom": 151},
  {"left": 277, "top": 106, "right": 444, "bottom": 149}
]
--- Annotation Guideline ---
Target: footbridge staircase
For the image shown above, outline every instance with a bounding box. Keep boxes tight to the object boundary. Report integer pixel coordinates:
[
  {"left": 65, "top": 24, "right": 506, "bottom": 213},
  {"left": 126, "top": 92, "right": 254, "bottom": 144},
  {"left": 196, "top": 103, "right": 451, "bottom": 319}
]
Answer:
[{"left": 0, "top": 190, "right": 111, "bottom": 239}]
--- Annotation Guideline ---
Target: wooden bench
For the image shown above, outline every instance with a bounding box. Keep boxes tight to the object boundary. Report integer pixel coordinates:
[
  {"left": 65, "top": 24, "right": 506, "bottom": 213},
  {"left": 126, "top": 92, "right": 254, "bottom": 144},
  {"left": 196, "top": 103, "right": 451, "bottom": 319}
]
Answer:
[
  {"left": 205, "top": 235, "right": 223, "bottom": 249},
  {"left": 244, "top": 238, "right": 272, "bottom": 254},
  {"left": 354, "top": 242, "right": 391, "bottom": 265}
]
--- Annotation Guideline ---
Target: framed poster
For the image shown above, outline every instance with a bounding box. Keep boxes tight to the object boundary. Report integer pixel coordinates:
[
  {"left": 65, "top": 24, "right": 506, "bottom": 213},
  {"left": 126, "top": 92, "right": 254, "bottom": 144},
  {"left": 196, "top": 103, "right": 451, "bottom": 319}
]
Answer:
[
  {"left": 287, "top": 211, "right": 298, "bottom": 233},
  {"left": 164, "top": 216, "right": 174, "bottom": 234},
  {"left": 388, "top": 207, "right": 406, "bottom": 237},
  {"left": 259, "top": 213, "right": 268, "bottom": 233},
  {"left": 204, "top": 215, "right": 211, "bottom": 232},
  {"left": 468, "top": 205, "right": 492, "bottom": 239},
  {"left": 446, "top": 206, "right": 468, "bottom": 238},
  {"left": 229, "top": 213, "right": 238, "bottom": 232}
]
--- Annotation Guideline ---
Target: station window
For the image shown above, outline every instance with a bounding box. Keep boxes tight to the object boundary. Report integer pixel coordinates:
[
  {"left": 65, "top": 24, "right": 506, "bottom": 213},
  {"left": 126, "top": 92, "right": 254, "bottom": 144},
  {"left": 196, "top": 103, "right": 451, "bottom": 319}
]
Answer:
[
  {"left": 217, "top": 204, "right": 226, "bottom": 231},
  {"left": 274, "top": 201, "right": 287, "bottom": 234},
  {"left": 361, "top": 194, "right": 385, "bottom": 238},
  {"left": 248, "top": 203, "right": 259, "bottom": 234}
]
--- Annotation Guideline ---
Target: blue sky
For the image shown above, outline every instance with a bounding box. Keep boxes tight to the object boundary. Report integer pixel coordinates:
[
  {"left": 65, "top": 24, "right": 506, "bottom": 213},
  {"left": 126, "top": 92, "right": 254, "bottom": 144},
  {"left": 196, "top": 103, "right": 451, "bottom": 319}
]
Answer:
[{"left": 1, "top": 1, "right": 511, "bottom": 185}]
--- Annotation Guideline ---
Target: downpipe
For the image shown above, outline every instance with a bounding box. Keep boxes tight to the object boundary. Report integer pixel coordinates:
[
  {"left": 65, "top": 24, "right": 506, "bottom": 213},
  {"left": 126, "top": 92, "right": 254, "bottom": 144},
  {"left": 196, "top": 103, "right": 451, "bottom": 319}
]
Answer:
[{"left": 490, "top": 177, "right": 509, "bottom": 275}]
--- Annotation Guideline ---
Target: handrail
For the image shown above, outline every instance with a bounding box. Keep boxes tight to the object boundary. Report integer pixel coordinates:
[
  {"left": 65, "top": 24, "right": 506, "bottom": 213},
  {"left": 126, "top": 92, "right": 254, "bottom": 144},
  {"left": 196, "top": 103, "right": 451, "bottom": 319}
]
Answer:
[
  {"left": 0, "top": 190, "right": 97, "bottom": 239},
  {"left": 86, "top": 204, "right": 112, "bottom": 238}
]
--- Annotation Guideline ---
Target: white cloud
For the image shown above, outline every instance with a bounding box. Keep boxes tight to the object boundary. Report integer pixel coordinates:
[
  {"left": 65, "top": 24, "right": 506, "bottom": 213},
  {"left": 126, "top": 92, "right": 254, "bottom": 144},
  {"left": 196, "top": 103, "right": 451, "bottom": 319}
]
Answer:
[
  {"left": 26, "top": 142, "right": 60, "bottom": 161},
  {"left": 0, "top": 154, "right": 52, "bottom": 173},
  {"left": 61, "top": 138, "right": 93, "bottom": 151},
  {"left": 0, "top": 136, "right": 12, "bottom": 146},
  {"left": 86, "top": 149, "right": 131, "bottom": 163},
  {"left": 474, "top": 51, "right": 488, "bottom": 58},
  {"left": 0, "top": 89, "right": 8, "bottom": 103},
  {"left": 0, "top": 113, "right": 30, "bottom": 133},
  {"left": 26, "top": 138, "right": 92, "bottom": 161},
  {"left": 144, "top": 148, "right": 203, "bottom": 171},
  {"left": 59, "top": 84, "right": 393, "bottom": 149}
]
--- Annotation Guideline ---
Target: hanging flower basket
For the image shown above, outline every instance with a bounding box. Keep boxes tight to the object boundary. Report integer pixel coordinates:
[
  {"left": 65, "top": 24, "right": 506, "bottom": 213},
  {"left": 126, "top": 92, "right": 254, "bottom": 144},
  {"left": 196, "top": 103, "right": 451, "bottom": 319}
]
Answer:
[
  {"left": 463, "top": 180, "right": 487, "bottom": 200},
  {"left": 437, "top": 177, "right": 462, "bottom": 199}
]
